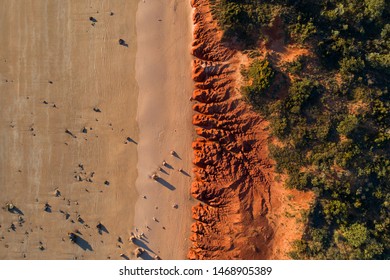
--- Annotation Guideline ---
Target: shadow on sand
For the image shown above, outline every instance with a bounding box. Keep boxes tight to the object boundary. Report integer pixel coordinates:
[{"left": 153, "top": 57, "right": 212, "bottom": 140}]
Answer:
[
  {"left": 8, "top": 206, "right": 24, "bottom": 215},
  {"left": 75, "top": 235, "right": 93, "bottom": 251},
  {"left": 126, "top": 137, "right": 138, "bottom": 145},
  {"left": 180, "top": 170, "right": 191, "bottom": 177},
  {"left": 139, "top": 250, "right": 154, "bottom": 260},
  {"left": 98, "top": 223, "right": 109, "bottom": 235},
  {"left": 159, "top": 168, "right": 169, "bottom": 175},
  {"left": 171, "top": 151, "right": 182, "bottom": 160},
  {"left": 164, "top": 162, "right": 174, "bottom": 170},
  {"left": 119, "top": 39, "right": 129, "bottom": 47},
  {"left": 133, "top": 238, "right": 156, "bottom": 255},
  {"left": 155, "top": 178, "right": 176, "bottom": 190}
]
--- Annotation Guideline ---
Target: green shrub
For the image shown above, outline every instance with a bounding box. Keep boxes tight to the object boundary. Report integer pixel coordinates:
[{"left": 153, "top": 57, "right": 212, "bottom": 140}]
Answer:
[
  {"left": 289, "top": 19, "right": 317, "bottom": 44},
  {"left": 285, "top": 78, "right": 318, "bottom": 114},
  {"left": 247, "top": 59, "right": 274, "bottom": 93},
  {"left": 337, "top": 115, "right": 359, "bottom": 137},
  {"left": 242, "top": 58, "right": 274, "bottom": 111},
  {"left": 342, "top": 223, "right": 368, "bottom": 248},
  {"left": 285, "top": 56, "right": 305, "bottom": 75}
]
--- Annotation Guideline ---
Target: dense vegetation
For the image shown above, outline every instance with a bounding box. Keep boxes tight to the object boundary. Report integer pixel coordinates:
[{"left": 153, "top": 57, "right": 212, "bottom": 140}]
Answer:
[{"left": 212, "top": 0, "right": 390, "bottom": 259}]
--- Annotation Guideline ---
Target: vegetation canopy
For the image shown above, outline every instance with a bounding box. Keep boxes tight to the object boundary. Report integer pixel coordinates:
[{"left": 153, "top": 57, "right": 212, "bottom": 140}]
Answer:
[{"left": 212, "top": 0, "right": 390, "bottom": 259}]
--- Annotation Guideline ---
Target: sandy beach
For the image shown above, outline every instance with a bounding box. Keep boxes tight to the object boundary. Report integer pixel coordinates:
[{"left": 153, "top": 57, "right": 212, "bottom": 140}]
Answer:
[
  {"left": 0, "top": 0, "right": 139, "bottom": 259},
  {"left": 0, "top": 0, "right": 194, "bottom": 260},
  {"left": 134, "top": 0, "right": 194, "bottom": 260}
]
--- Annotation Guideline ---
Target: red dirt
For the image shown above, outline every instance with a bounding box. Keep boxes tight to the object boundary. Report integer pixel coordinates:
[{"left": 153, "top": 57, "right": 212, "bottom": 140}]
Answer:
[{"left": 188, "top": 0, "right": 313, "bottom": 260}]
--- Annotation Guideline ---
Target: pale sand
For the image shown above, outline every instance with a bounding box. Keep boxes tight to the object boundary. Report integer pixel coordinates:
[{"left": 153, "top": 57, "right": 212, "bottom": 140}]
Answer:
[
  {"left": 0, "top": 0, "right": 138, "bottom": 259},
  {"left": 134, "top": 0, "right": 194, "bottom": 259}
]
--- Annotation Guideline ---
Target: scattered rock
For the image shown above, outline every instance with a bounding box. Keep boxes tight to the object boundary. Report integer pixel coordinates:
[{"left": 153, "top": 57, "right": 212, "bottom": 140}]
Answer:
[
  {"left": 96, "top": 222, "right": 102, "bottom": 230},
  {"left": 134, "top": 247, "right": 145, "bottom": 258},
  {"left": 77, "top": 215, "right": 84, "bottom": 223},
  {"left": 65, "top": 129, "right": 77, "bottom": 138},
  {"left": 118, "top": 39, "right": 128, "bottom": 47},
  {"left": 129, "top": 234, "right": 136, "bottom": 243},
  {"left": 5, "top": 203, "right": 15, "bottom": 212},
  {"left": 68, "top": 232, "right": 77, "bottom": 243},
  {"left": 54, "top": 189, "right": 61, "bottom": 197}
]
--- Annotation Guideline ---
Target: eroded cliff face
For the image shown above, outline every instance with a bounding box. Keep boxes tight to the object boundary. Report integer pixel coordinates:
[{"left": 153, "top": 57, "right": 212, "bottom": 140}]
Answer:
[
  {"left": 188, "top": 0, "right": 274, "bottom": 260},
  {"left": 188, "top": 0, "right": 313, "bottom": 260}
]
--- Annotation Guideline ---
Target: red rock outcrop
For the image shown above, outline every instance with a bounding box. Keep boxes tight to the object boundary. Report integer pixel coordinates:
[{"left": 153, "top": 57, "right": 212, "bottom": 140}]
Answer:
[
  {"left": 188, "top": 0, "right": 314, "bottom": 260},
  {"left": 188, "top": 0, "right": 276, "bottom": 259}
]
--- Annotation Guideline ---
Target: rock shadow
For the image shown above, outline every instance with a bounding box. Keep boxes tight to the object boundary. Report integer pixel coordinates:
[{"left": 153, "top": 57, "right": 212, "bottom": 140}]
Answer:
[
  {"left": 139, "top": 236, "right": 150, "bottom": 244},
  {"left": 133, "top": 238, "right": 156, "bottom": 255},
  {"left": 139, "top": 250, "right": 154, "bottom": 260},
  {"left": 126, "top": 137, "right": 138, "bottom": 145},
  {"left": 119, "top": 39, "right": 128, "bottom": 47},
  {"left": 97, "top": 223, "right": 109, "bottom": 235},
  {"left": 164, "top": 162, "right": 174, "bottom": 170},
  {"left": 155, "top": 178, "right": 176, "bottom": 190},
  {"left": 179, "top": 170, "right": 191, "bottom": 177},
  {"left": 171, "top": 151, "right": 182, "bottom": 160},
  {"left": 8, "top": 206, "right": 24, "bottom": 215},
  {"left": 75, "top": 235, "right": 93, "bottom": 251},
  {"left": 159, "top": 168, "right": 169, "bottom": 175}
]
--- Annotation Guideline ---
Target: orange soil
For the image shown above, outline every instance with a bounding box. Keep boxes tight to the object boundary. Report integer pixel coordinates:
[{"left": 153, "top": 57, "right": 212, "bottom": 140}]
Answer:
[{"left": 188, "top": 0, "right": 313, "bottom": 260}]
